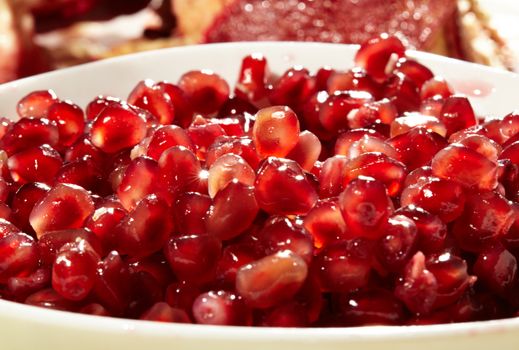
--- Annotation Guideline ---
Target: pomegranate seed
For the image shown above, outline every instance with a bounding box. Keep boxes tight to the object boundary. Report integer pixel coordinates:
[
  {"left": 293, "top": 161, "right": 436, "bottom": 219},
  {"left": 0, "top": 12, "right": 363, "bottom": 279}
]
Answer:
[
  {"left": 304, "top": 198, "right": 347, "bottom": 249},
  {"left": 207, "top": 117, "right": 244, "bottom": 136},
  {"left": 80, "top": 303, "right": 110, "bottom": 316},
  {"left": 421, "top": 77, "right": 453, "bottom": 100},
  {"left": 314, "top": 239, "right": 372, "bottom": 292},
  {"left": 178, "top": 70, "right": 230, "bottom": 115},
  {"left": 64, "top": 136, "right": 106, "bottom": 166},
  {"left": 348, "top": 99, "right": 398, "bottom": 129},
  {"left": 29, "top": 183, "right": 94, "bottom": 238},
  {"left": 431, "top": 143, "right": 498, "bottom": 191},
  {"left": 207, "top": 154, "right": 255, "bottom": 198},
  {"left": 396, "top": 206, "right": 447, "bottom": 254},
  {"left": 354, "top": 34, "right": 406, "bottom": 83},
  {"left": 146, "top": 125, "right": 194, "bottom": 160},
  {"left": 318, "top": 155, "right": 349, "bottom": 198},
  {"left": 343, "top": 152, "right": 406, "bottom": 196},
  {"left": 236, "top": 250, "right": 307, "bottom": 309},
  {"left": 158, "top": 146, "right": 205, "bottom": 198},
  {"left": 206, "top": 136, "right": 260, "bottom": 169},
  {"left": 165, "top": 281, "right": 201, "bottom": 314},
  {"left": 113, "top": 194, "right": 173, "bottom": 258},
  {"left": 269, "top": 67, "right": 314, "bottom": 109},
  {"left": 17, "top": 90, "right": 58, "bottom": 118},
  {"left": 128, "top": 80, "right": 175, "bottom": 125},
  {"left": 383, "top": 73, "right": 421, "bottom": 113},
  {"left": 390, "top": 113, "right": 447, "bottom": 138},
  {"left": 8, "top": 145, "right": 62, "bottom": 185},
  {"left": 85, "top": 96, "right": 121, "bottom": 121},
  {"left": 474, "top": 244, "right": 517, "bottom": 296},
  {"left": 141, "top": 302, "right": 190, "bottom": 323},
  {"left": 172, "top": 192, "right": 211, "bottom": 235},
  {"left": 89, "top": 102, "right": 147, "bottom": 154},
  {"left": 193, "top": 290, "right": 251, "bottom": 326},
  {"left": 258, "top": 216, "right": 314, "bottom": 264},
  {"left": 254, "top": 157, "right": 317, "bottom": 215},
  {"left": 376, "top": 214, "right": 418, "bottom": 272},
  {"left": 37, "top": 228, "right": 103, "bottom": 266},
  {"left": 206, "top": 182, "right": 258, "bottom": 240},
  {"left": 0, "top": 232, "right": 39, "bottom": 283},
  {"left": 426, "top": 253, "right": 474, "bottom": 309},
  {"left": 164, "top": 234, "right": 221, "bottom": 284},
  {"left": 235, "top": 53, "right": 268, "bottom": 102},
  {"left": 52, "top": 239, "right": 99, "bottom": 301},
  {"left": 327, "top": 68, "right": 381, "bottom": 97},
  {"left": 394, "top": 58, "right": 434, "bottom": 89},
  {"left": 286, "top": 130, "right": 322, "bottom": 171},
  {"left": 252, "top": 106, "right": 300, "bottom": 158},
  {"left": 453, "top": 134, "right": 502, "bottom": 163},
  {"left": 7, "top": 267, "right": 51, "bottom": 300},
  {"left": 338, "top": 289, "right": 405, "bottom": 326},
  {"left": 260, "top": 301, "right": 309, "bottom": 327},
  {"left": 452, "top": 191, "right": 514, "bottom": 252},
  {"left": 216, "top": 244, "right": 258, "bottom": 287},
  {"left": 25, "top": 288, "right": 78, "bottom": 311},
  {"left": 1, "top": 117, "right": 59, "bottom": 156},
  {"left": 85, "top": 205, "right": 127, "bottom": 247},
  {"left": 439, "top": 95, "right": 477, "bottom": 136},
  {"left": 55, "top": 158, "right": 108, "bottom": 195},
  {"left": 339, "top": 176, "right": 393, "bottom": 240},
  {"left": 395, "top": 251, "right": 438, "bottom": 315},
  {"left": 187, "top": 118, "right": 226, "bottom": 160},
  {"left": 319, "top": 91, "right": 373, "bottom": 132},
  {"left": 47, "top": 100, "right": 85, "bottom": 147},
  {"left": 157, "top": 82, "right": 194, "bottom": 128}
]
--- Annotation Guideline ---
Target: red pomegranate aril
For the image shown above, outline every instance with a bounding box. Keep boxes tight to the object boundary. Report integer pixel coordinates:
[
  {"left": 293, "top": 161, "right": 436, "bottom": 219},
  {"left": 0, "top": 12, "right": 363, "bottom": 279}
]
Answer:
[
  {"left": 85, "top": 205, "right": 127, "bottom": 246},
  {"left": 236, "top": 250, "right": 307, "bottom": 309},
  {"left": 286, "top": 130, "right": 322, "bottom": 171},
  {"left": 52, "top": 239, "right": 99, "bottom": 301},
  {"left": 431, "top": 143, "right": 498, "bottom": 191},
  {"left": 178, "top": 70, "right": 230, "bottom": 115},
  {"left": 258, "top": 216, "right": 314, "bottom": 265},
  {"left": 269, "top": 67, "right": 313, "bottom": 109},
  {"left": 396, "top": 206, "right": 447, "bottom": 254},
  {"left": 206, "top": 181, "right": 258, "bottom": 240},
  {"left": 193, "top": 290, "right": 251, "bottom": 326},
  {"left": 348, "top": 99, "right": 398, "bottom": 129},
  {"left": 93, "top": 251, "right": 131, "bottom": 315},
  {"left": 354, "top": 34, "right": 406, "bottom": 83},
  {"left": 64, "top": 136, "right": 106, "bottom": 166},
  {"left": 37, "top": 228, "right": 103, "bottom": 266},
  {"left": 394, "top": 58, "right": 434, "bottom": 89},
  {"left": 260, "top": 301, "right": 309, "bottom": 327},
  {"left": 254, "top": 157, "right": 317, "bottom": 215},
  {"left": 235, "top": 53, "right": 268, "bottom": 102},
  {"left": 159, "top": 146, "right": 205, "bottom": 198},
  {"left": 388, "top": 127, "right": 448, "bottom": 171},
  {"left": 0, "top": 232, "right": 39, "bottom": 283},
  {"left": 216, "top": 244, "right": 258, "bottom": 287},
  {"left": 452, "top": 191, "right": 514, "bottom": 253},
  {"left": 343, "top": 152, "right": 407, "bottom": 196},
  {"left": 7, "top": 267, "right": 51, "bottom": 300},
  {"left": 113, "top": 194, "right": 173, "bottom": 258},
  {"left": 47, "top": 100, "right": 85, "bottom": 147},
  {"left": 187, "top": 118, "right": 226, "bottom": 160},
  {"left": 334, "top": 129, "right": 384, "bottom": 156},
  {"left": 128, "top": 80, "right": 175, "bottom": 125},
  {"left": 318, "top": 155, "right": 349, "bottom": 198},
  {"left": 1, "top": 117, "right": 59, "bottom": 156},
  {"left": 474, "top": 244, "right": 517, "bottom": 296},
  {"left": 141, "top": 302, "right": 191, "bottom": 323},
  {"left": 8, "top": 144, "right": 62, "bottom": 185},
  {"left": 207, "top": 154, "right": 255, "bottom": 198},
  {"left": 173, "top": 192, "right": 211, "bottom": 235},
  {"left": 25, "top": 288, "right": 78, "bottom": 311},
  {"left": 439, "top": 95, "right": 477, "bottom": 136},
  {"left": 401, "top": 177, "right": 466, "bottom": 223},
  {"left": 157, "top": 82, "right": 194, "bottom": 128},
  {"left": 337, "top": 289, "right": 405, "bottom": 326},
  {"left": 164, "top": 234, "right": 221, "bottom": 284},
  {"left": 206, "top": 136, "right": 260, "bottom": 169},
  {"left": 390, "top": 113, "right": 447, "bottom": 138},
  {"left": 0, "top": 219, "right": 21, "bottom": 239},
  {"left": 426, "top": 253, "right": 474, "bottom": 309},
  {"left": 89, "top": 102, "right": 147, "bottom": 154},
  {"left": 395, "top": 251, "right": 438, "bottom": 315},
  {"left": 165, "top": 280, "right": 201, "bottom": 314},
  {"left": 327, "top": 68, "right": 381, "bottom": 98},
  {"left": 376, "top": 214, "right": 418, "bottom": 272},
  {"left": 217, "top": 97, "right": 257, "bottom": 128},
  {"left": 313, "top": 239, "right": 372, "bottom": 293},
  {"left": 383, "top": 73, "right": 421, "bottom": 113},
  {"left": 454, "top": 134, "right": 502, "bottom": 163},
  {"left": 146, "top": 125, "right": 194, "bottom": 160},
  {"left": 17, "top": 90, "right": 58, "bottom": 118},
  {"left": 207, "top": 117, "right": 244, "bottom": 137},
  {"left": 304, "top": 198, "right": 347, "bottom": 249},
  {"left": 29, "top": 183, "right": 94, "bottom": 238},
  {"left": 252, "top": 106, "right": 300, "bottom": 158},
  {"left": 421, "top": 77, "right": 453, "bottom": 100},
  {"left": 80, "top": 303, "right": 111, "bottom": 316},
  {"left": 339, "top": 176, "right": 393, "bottom": 240},
  {"left": 85, "top": 96, "right": 121, "bottom": 121},
  {"left": 55, "top": 158, "right": 108, "bottom": 195},
  {"left": 117, "top": 156, "right": 167, "bottom": 211},
  {"left": 319, "top": 91, "right": 373, "bottom": 132}
]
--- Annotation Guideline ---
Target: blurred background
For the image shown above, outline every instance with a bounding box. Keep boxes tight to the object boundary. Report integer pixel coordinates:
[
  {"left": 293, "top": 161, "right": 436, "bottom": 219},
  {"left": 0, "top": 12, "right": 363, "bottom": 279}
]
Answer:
[{"left": 1, "top": 0, "right": 518, "bottom": 84}]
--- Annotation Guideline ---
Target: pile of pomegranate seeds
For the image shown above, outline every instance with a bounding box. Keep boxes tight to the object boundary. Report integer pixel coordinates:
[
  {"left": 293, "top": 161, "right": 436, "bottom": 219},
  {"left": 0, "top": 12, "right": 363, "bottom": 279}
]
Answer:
[{"left": 2, "top": 34, "right": 519, "bottom": 327}]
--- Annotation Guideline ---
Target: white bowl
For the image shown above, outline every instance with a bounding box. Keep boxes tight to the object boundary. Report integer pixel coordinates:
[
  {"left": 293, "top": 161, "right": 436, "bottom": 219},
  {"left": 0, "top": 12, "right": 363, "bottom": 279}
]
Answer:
[{"left": 1, "top": 42, "right": 519, "bottom": 350}]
